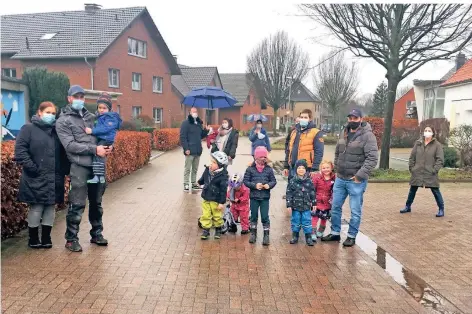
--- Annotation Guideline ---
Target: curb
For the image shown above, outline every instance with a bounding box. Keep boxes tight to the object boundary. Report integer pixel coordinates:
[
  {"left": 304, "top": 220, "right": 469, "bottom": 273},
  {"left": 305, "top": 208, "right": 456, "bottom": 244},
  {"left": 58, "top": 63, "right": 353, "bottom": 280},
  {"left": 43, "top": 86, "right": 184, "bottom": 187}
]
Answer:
[{"left": 150, "top": 152, "right": 166, "bottom": 161}]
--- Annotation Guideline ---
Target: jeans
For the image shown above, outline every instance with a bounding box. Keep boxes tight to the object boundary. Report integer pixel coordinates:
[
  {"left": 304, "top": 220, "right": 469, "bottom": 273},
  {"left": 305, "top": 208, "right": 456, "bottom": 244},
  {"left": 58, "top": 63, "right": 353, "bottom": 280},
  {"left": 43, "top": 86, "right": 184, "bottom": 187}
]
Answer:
[
  {"left": 66, "top": 164, "right": 106, "bottom": 242},
  {"left": 406, "top": 186, "right": 444, "bottom": 209},
  {"left": 330, "top": 178, "right": 367, "bottom": 239},
  {"left": 250, "top": 199, "right": 270, "bottom": 230},
  {"left": 28, "top": 204, "right": 55, "bottom": 227},
  {"left": 291, "top": 210, "right": 312, "bottom": 234},
  {"left": 184, "top": 155, "right": 200, "bottom": 185}
]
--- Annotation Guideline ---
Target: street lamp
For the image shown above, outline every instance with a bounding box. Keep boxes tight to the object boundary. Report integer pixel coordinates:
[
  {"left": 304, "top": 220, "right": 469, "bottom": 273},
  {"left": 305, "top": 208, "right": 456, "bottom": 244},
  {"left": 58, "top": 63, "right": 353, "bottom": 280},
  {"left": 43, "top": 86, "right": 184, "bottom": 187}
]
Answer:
[{"left": 286, "top": 76, "right": 293, "bottom": 123}]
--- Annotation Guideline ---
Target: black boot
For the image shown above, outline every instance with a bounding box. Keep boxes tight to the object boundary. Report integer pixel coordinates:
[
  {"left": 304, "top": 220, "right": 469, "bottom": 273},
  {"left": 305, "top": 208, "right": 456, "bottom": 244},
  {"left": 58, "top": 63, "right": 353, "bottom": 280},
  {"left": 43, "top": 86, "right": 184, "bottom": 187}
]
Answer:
[
  {"left": 321, "top": 234, "right": 341, "bottom": 242},
  {"left": 262, "top": 230, "right": 270, "bottom": 246},
  {"left": 41, "top": 225, "right": 53, "bottom": 249},
  {"left": 28, "top": 227, "right": 41, "bottom": 249},
  {"left": 214, "top": 227, "right": 222, "bottom": 239},
  {"left": 201, "top": 229, "right": 210, "bottom": 240},
  {"left": 436, "top": 208, "right": 444, "bottom": 217},
  {"left": 305, "top": 234, "right": 314, "bottom": 246},
  {"left": 249, "top": 227, "right": 257, "bottom": 244},
  {"left": 400, "top": 206, "right": 411, "bottom": 214},
  {"left": 289, "top": 232, "right": 299, "bottom": 244}
]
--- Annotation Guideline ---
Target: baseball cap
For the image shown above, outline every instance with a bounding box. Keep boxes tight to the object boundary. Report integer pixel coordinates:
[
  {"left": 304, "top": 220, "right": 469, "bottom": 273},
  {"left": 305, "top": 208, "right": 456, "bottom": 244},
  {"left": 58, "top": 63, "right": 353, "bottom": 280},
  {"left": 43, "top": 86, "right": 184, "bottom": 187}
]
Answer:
[
  {"left": 68, "top": 85, "right": 85, "bottom": 96},
  {"left": 347, "top": 109, "right": 363, "bottom": 118}
]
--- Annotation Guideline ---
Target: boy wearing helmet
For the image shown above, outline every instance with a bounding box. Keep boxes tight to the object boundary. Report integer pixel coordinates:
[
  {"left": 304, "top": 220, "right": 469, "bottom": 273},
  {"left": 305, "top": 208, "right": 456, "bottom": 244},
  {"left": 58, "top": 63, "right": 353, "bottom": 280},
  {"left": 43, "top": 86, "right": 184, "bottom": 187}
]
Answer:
[
  {"left": 227, "top": 173, "right": 250, "bottom": 234},
  {"left": 198, "top": 151, "right": 229, "bottom": 240}
]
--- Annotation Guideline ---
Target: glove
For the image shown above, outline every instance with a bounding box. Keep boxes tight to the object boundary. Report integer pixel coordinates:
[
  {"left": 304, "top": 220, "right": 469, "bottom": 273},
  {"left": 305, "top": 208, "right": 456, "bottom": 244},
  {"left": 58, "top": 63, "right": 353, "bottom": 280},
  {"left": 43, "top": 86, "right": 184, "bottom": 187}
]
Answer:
[{"left": 311, "top": 210, "right": 317, "bottom": 217}]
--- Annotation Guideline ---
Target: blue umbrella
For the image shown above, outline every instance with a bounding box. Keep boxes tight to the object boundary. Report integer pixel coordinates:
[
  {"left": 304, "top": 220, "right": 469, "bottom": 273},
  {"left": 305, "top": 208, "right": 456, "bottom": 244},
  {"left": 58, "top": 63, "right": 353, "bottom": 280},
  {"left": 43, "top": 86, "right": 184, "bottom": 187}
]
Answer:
[
  {"left": 247, "top": 114, "right": 268, "bottom": 122},
  {"left": 182, "top": 86, "right": 237, "bottom": 109}
]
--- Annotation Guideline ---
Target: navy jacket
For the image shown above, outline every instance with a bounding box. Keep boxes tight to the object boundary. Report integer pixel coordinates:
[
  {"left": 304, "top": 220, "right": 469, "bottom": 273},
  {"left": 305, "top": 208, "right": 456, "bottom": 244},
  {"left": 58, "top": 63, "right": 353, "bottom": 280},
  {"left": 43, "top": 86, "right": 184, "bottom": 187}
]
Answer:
[
  {"left": 243, "top": 163, "right": 277, "bottom": 200},
  {"left": 180, "top": 115, "right": 209, "bottom": 156},
  {"left": 286, "top": 174, "right": 316, "bottom": 211},
  {"left": 198, "top": 166, "right": 229, "bottom": 204},
  {"left": 92, "top": 112, "right": 122, "bottom": 144},
  {"left": 249, "top": 127, "right": 271, "bottom": 155}
]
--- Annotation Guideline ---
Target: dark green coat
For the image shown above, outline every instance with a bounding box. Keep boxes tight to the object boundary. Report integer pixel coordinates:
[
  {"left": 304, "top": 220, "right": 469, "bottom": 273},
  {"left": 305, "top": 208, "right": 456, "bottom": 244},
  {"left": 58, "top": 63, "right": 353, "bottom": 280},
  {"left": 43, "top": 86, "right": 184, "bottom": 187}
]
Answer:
[{"left": 409, "top": 138, "right": 444, "bottom": 188}]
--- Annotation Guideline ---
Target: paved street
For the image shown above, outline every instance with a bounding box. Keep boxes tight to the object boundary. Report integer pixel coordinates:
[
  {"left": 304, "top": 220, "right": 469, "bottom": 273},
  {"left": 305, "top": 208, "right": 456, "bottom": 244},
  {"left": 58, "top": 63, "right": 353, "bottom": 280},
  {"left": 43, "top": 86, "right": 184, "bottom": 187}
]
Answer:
[{"left": 3, "top": 137, "right": 462, "bottom": 314}]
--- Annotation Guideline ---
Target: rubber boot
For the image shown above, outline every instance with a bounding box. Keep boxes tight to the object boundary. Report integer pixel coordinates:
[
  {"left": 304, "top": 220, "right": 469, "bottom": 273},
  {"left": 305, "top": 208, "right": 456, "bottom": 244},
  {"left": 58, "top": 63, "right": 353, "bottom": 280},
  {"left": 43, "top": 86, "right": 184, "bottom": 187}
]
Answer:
[
  {"left": 40, "top": 225, "right": 53, "bottom": 249},
  {"left": 289, "top": 232, "right": 299, "bottom": 244},
  {"left": 249, "top": 227, "right": 257, "bottom": 244},
  {"left": 305, "top": 233, "right": 314, "bottom": 246},
  {"left": 400, "top": 206, "right": 411, "bottom": 214},
  {"left": 28, "top": 227, "right": 41, "bottom": 249},
  {"left": 201, "top": 229, "right": 210, "bottom": 240},
  {"left": 436, "top": 208, "right": 444, "bottom": 217},
  {"left": 214, "top": 227, "right": 222, "bottom": 239},
  {"left": 262, "top": 230, "right": 270, "bottom": 246}
]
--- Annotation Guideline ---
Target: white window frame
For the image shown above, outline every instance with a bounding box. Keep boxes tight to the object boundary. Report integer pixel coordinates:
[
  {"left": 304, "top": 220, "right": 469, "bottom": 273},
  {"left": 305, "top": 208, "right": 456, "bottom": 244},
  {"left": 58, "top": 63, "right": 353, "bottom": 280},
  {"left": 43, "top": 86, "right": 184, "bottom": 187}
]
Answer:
[
  {"left": 153, "top": 107, "right": 163, "bottom": 123},
  {"left": 127, "top": 38, "right": 147, "bottom": 58},
  {"left": 41, "top": 33, "right": 57, "bottom": 40},
  {"left": 116, "top": 105, "right": 121, "bottom": 115},
  {"left": 132, "top": 73, "right": 142, "bottom": 91},
  {"left": 153, "top": 76, "right": 163, "bottom": 93},
  {"left": 132, "top": 106, "right": 142, "bottom": 118},
  {"left": 108, "top": 68, "right": 120, "bottom": 88},
  {"left": 2, "top": 68, "right": 17, "bottom": 78}
]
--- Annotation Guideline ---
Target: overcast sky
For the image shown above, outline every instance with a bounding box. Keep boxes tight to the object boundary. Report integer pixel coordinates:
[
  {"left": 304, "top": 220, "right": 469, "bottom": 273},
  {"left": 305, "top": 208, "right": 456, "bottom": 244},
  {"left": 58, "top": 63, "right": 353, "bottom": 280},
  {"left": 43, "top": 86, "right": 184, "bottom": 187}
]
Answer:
[{"left": 3, "top": 0, "right": 457, "bottom": 96}]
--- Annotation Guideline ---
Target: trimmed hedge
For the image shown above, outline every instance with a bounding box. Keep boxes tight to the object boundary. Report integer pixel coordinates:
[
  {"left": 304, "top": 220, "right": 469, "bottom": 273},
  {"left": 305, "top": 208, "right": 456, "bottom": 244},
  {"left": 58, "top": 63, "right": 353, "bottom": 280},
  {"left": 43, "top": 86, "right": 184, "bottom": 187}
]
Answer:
[
  {"left": 1, "top": 131, "right": 151, "bottom": 239},
  {"left": 153, "top": 128, "right": 180, "bottom": 151},
  {"left": 364, "top": 117, "right": 420, "bottom": 148}
]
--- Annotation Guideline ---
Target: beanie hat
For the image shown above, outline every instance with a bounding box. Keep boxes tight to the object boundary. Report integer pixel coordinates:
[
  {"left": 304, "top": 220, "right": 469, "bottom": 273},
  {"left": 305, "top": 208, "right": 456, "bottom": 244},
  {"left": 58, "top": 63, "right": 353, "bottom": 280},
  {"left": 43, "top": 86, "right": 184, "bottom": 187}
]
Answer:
[
  {"left": 254, "top": 146, "right": 268, "bottom": 159},
  {"left": 295, "top": 159, "right": 308, "bottom": 171},
  {"left": 97, "top": 92, "right": 112, "bottom": 111}
]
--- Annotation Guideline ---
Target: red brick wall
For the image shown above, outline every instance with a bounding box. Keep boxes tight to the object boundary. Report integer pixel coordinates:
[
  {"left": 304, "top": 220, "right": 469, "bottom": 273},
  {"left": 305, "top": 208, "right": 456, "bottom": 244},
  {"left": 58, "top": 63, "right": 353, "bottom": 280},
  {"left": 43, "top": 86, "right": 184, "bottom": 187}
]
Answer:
[
  {"left": 394, "top": 88, "right": 415, "bottom": 120},
  {"left": 219, "top": 106, "right": 241, "bottom": 130}
]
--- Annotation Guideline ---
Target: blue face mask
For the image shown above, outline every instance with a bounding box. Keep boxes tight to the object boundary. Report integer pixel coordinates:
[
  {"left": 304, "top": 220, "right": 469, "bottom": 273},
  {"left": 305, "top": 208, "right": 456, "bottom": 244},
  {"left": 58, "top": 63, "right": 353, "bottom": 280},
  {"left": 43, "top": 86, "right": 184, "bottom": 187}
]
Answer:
[
  {"left": 299, "top": 118, "right": 309, "bottom": 128},
  {"left": 71, "top": 99, "right": 84, "bottom": 111},
  {"left": 41, "top": 113, "right": 56, "bottom": 124}
]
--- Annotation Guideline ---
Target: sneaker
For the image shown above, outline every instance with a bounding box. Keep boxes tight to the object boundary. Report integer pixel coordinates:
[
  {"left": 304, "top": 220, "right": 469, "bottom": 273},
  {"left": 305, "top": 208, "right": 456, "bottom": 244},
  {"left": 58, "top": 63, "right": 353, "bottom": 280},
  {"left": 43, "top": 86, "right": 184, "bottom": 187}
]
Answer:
[
  {"left": 316, "top": 231, "right": 324, "bottom": 238},
  {"left": 400, "top": 206, "right": 411, "bottom": 214},
  {"left": 191, "top": 184, "right": 202, "bottom": 190},
  {"left": 87, "top": 176, "right": 99, "bottom": 184},
  {"left": 201, "top": 229, "right": 210, "bottom": 240},
  {"left": 65, "top": 241, "right": 83, "bottom": 252},
  {"left": 311, "top": 233, "right": 318, "bottom": 241},
  {"left": 99, "top": 176, "right": 106, "bottom": 184},
  {"left": 90, "top": 235, "right": 108, "bottom": 246},
  {"left": 321, "top": 234, "right": 341, "bottom": 242},
  {"left": 214, "top": 227, "right": 222, "bottom": 239},
  {"left": 184, "top": 184, "right": 189, "bottom": 192},
  {"left": 343, "top": 237, "right": 356, "bottom": 247}
]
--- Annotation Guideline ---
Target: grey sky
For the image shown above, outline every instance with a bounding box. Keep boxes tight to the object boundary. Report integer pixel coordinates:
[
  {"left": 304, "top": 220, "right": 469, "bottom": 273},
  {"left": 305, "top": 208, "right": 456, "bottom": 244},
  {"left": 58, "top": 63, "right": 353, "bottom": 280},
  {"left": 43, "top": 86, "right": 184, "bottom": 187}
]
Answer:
[{"left": 2, "top": 0, "right": 456, "bottom": 96}]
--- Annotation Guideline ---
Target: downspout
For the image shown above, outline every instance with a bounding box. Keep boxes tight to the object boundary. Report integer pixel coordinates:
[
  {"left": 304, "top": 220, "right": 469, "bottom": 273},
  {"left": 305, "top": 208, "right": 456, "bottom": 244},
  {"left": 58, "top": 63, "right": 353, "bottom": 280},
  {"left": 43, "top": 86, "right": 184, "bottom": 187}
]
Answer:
[{"left": 84, "top": 57, "right": 94, "bottom": 90}]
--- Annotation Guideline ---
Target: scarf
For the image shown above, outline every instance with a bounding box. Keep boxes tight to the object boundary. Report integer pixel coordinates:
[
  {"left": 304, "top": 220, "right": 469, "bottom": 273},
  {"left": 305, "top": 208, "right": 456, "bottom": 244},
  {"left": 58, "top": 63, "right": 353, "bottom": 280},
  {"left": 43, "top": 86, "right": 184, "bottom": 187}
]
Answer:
[{"left": 216, "top": 127, "right": 232, "bottom": 152}]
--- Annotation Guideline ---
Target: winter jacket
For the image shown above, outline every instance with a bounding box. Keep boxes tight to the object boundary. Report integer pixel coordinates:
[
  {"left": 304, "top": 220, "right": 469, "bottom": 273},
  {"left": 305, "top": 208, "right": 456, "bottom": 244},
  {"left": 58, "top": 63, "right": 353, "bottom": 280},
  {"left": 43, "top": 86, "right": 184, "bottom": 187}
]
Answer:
[
  {"left": 211, "top": 128, "right": 239, "bottom": 159},
  {"left": 180, "top": 115, "right": 209, "bottom": 156},
  {"left": 14, "top": 116, "right": 68, "bottom": 205},
  {"left": 198, "top": 166, "right": 229, "bottom": 204},
  {"left": 243, "top": 163, "right": 277, "bottom": 200},
  {"left": 56, "top": 105, "right": 98, "bottom": 167},
  {"left": 285, "top": 175, "right": 316, "bottom": 211},
  {"left": 284, "top": 122, "right": 324, "bottom": 171},
  {"left": 226, "top": 184, "right": 250, "bottom": 211},
  {"left": 334, "top": 122, "right": 378, "bottom": 181},
  {"left": 311, "top": 172, "right": 336, "bottom": 210},
  {"left": 91, "top": 112, "right": 122, "bottom": 144},
  {"left": 206, "top": 131, "right": 217, "bottom": 149},
  {"left": 409, "top": 138, "right": 444, "bottom": 188},
  {"left": 249, "top": 127, "right": 271, "bottom": 155}
]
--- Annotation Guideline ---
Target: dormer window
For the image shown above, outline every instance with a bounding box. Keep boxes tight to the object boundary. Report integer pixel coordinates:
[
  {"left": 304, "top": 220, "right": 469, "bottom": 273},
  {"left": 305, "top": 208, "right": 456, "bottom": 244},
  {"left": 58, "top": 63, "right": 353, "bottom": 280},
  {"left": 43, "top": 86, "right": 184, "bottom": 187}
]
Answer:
[{"left": 41, "top": 33, "right": 57, "bottom": 40}]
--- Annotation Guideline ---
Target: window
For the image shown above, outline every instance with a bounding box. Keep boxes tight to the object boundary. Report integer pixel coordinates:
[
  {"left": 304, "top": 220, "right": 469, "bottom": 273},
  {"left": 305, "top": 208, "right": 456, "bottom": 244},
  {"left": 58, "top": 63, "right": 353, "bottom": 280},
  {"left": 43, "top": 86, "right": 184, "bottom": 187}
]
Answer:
[
  {"left": 153, "top": 107, "right": 163, "bottom": 123},
  {"left": 246, "top": 95, "right": 250, "bottom": 104},
  {"left": 40, "top": 33, "right": 57, "bottom": 40},
  {"left": 108, "top": 69, "right": 119, "bottom": 88},
  {"left": 243, "top": 114, "right": 248, "bottom": 124},
  {"left": 153, "top": 76, "right": 163, "bottom": 93},
  {"left": 117, "top": 105, "right": 121, "bottom": 115},
  {"left": 132, "top": 106, "right": 142, "bottom": 118},
  {"left": 2, "top": 68, "right": 16, "bottom": 78},
  {"left": 128, "top": 38, "right": 147, "bottom": 58},
  {"left": 423, "top": 87, "right": 445, "bottom": 119},
  {"left": 132, "top": 73, "right": 142, "bottom": 91}
]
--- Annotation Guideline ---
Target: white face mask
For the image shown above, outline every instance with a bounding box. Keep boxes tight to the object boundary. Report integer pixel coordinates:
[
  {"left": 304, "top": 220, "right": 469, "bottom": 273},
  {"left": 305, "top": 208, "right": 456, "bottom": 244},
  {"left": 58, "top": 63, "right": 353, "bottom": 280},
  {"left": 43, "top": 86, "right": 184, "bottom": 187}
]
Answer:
[
  {"left": 222, "top": 123, "right": 229, "bottom": 129},
  {"left": 257, "top": 132, "right": 266, "bottom": 140},
  {"left": 191, "top": 112, "right": 198, "bottom": 119},
  {"left": 424, "top": 131, "right": 433, "bottom": 138}
]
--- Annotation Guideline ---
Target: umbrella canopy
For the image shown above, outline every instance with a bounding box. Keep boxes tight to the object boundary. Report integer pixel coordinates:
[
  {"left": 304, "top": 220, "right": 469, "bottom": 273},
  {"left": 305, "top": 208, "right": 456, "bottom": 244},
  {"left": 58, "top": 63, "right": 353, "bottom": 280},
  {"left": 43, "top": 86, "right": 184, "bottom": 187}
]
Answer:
[
  {"left": 247, "top": 114, "right": 268, "bottom": 122},
  {"left": 182, "top": 86, "right": 237, "bottom": 109}
]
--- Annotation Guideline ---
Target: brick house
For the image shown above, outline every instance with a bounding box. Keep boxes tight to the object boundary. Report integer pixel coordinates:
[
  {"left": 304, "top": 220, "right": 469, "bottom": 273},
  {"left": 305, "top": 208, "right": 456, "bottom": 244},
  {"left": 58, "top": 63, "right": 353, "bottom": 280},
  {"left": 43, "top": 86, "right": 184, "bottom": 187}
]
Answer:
[
  {"left": 1, "top": 5, "right": 181, "bottom": 127},
  {"left": 393, "top": 88, "right": 416, "bottom": 120}
]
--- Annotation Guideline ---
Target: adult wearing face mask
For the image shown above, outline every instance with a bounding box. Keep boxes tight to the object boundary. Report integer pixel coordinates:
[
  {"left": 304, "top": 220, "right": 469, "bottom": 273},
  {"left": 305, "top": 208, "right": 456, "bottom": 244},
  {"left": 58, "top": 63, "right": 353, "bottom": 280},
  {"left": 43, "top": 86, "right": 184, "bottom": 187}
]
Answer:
[
  {"left": 15, "top": 102, "right": 69, "bottom": 249},
  {"left": 249, "top": 119, "right": 271, "bottom": 156},
  {"left": 180, "top": 107, "right": 210, "bottom": 191},
  {"left": 211, "top": 118, "right": 239, "bottom": 165},
  {"left": 400, "top": 126, "right": 445, "bottom": 217},
  {"left": 284, "top": 109, "right": 324, "bottom": 181},
  {"left": 56, "top": 85, "right": 112, "bottom": 252},
  {"left": 322, "top": 109, "right": 378, "bottom": 247}
]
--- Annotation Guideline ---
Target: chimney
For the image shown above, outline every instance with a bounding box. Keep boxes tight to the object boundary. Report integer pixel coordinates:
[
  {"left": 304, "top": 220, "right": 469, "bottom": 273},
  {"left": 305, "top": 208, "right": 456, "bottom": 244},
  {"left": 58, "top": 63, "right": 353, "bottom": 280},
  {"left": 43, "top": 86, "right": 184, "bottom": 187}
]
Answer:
[
  {"left": 456, "top": 53, "right": 466, "bottom": 71},
  {"left": 173, "top": 55, "right": 178, "bottom": 64},
  {"left": 84, "top": 3, "right": 102, "bottom": 11}
]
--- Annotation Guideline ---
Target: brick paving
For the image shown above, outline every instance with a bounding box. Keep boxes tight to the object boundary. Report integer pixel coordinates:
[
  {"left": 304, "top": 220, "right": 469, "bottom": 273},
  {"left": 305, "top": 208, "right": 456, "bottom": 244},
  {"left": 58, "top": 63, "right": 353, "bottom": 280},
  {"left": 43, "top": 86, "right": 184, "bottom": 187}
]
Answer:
[{"left": 2, "top": 139, "right": 427, "bottom": 314}]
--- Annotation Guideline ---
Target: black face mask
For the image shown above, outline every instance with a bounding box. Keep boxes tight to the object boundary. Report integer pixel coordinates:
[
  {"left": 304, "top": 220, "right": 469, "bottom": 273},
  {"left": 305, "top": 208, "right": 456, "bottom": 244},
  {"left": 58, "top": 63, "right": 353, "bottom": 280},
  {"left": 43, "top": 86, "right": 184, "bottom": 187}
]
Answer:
[{"left": 348, "top": 121, "right": 361, "bottom": 130}]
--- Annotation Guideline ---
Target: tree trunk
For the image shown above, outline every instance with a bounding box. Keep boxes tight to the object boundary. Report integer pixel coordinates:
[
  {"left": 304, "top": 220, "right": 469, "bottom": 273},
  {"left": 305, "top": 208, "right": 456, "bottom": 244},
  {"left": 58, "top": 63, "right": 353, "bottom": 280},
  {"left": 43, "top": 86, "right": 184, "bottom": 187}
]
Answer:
[
  {"left": 379, "top": 78, "right": 399, "bottom": 169},
  {"left": 273, "top": 107, "right": 278, "bottom": 136}
]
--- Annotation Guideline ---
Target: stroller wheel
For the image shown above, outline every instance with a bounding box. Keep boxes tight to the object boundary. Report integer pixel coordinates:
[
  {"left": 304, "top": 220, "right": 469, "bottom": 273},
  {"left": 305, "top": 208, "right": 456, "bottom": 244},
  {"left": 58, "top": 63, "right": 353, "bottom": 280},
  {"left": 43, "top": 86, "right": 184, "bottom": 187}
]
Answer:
[{"left": 198, "top": 217, "right": 203, "bottom": 229}]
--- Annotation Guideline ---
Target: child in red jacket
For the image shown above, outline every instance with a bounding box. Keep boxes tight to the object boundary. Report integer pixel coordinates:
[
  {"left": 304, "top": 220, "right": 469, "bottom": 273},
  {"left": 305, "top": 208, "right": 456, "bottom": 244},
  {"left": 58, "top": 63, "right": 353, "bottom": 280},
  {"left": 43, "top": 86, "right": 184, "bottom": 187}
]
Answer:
[
  {"left": 227, "top": 173, "right": 250, "bottom": 234},
  {"left": 206, "top": 127, "right": 217, "bottom": 149},
  {"left": 311, "top": 160, "right": 336, "bottom": 241}
]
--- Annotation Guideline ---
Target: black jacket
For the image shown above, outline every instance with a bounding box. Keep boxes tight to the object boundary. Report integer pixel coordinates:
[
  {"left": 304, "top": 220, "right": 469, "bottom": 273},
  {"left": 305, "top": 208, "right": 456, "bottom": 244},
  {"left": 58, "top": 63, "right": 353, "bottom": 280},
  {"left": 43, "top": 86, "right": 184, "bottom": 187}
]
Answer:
[
  {"left": 14, "top": 116, "right": 69, "bottom": 205},
  {"left": 243, "top": 164, "right": 277, "bottom": 200},
  {"left": 180, "top": 115, "right": 209, "bottom": 156},
  {"left": 286, "top": 175, "right": 316, "bottom": 211},
  {"left": 210, "top": 129, "right": 239, "bottom": 159},
  {"left": 198, "top": 166, "right": 229, "bottom": 204}
]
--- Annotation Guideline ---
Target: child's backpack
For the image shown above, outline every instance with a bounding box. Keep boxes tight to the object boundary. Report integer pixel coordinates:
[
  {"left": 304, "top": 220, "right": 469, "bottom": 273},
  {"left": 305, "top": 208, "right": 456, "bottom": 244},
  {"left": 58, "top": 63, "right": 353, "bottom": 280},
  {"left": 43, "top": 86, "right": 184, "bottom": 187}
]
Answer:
[{"left": 221, "top": 204, "right": 238, "bottom": 234}]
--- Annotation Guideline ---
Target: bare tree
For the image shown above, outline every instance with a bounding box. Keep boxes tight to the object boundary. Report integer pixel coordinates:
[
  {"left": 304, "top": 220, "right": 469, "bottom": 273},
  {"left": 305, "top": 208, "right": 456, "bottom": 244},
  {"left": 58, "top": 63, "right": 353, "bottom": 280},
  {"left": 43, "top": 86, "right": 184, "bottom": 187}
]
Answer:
[
  {"left": 396, "top": 85, "right": 412, "bottom": 101},
  {"left": 313, "top": 50, "right": 358, "bottom": 133},
  {"left": 247, "top": 31, "right": 310, "bottom": 135},
  {"left": 300, "top": 4, "right": 472, "bottom": 169}
]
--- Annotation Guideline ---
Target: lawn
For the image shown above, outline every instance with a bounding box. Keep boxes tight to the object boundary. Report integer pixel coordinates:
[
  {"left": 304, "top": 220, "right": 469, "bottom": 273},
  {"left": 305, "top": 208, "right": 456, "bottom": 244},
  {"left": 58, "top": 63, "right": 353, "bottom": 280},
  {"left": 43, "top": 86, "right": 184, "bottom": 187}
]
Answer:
[{"left": 371, "top": 168, "right": 472, "bottom": 181}]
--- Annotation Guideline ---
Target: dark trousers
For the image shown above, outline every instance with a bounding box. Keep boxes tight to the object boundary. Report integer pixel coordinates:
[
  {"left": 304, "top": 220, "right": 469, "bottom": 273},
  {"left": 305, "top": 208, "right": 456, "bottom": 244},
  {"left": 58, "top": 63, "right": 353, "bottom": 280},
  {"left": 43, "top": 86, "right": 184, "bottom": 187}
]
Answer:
[
  {"left": 66, "top": 163, "right": 106, "bottom": 242},
  {"left": 406, "top": 186, "right": 444, "bottom": 209},
  {"left": 92, "top": 140, "right": 112, "bottom": 177},
  {"left": 250, "top": 199, "right": 270, "bottom": 230}
]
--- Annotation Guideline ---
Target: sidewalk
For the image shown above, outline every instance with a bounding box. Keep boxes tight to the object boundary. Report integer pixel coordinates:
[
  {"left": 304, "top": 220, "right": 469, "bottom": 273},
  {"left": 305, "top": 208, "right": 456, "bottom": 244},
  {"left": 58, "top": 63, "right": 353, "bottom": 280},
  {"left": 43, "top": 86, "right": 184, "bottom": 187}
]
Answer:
[{"left": 1, "top": 138, "right": 425, "bottom": 313}]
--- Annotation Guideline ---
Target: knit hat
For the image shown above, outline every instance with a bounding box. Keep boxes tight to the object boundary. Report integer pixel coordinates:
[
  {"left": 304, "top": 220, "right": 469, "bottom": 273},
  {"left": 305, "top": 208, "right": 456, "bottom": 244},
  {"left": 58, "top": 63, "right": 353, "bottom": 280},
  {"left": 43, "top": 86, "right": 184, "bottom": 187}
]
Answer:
[
  {"left": 97, "top": 92, "right": 112, "bottom": 111},
  {"left": 295, "top": 159, "right": 308, "bottom": 171},
  {"left": 254, "top": 146, "right": 268, "bottom": 159}
]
